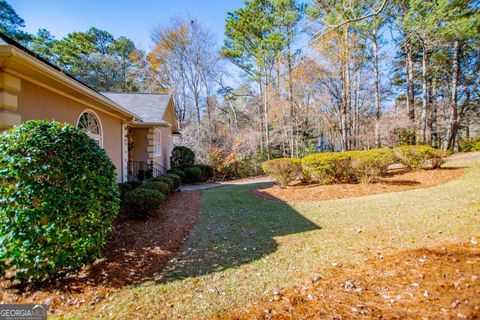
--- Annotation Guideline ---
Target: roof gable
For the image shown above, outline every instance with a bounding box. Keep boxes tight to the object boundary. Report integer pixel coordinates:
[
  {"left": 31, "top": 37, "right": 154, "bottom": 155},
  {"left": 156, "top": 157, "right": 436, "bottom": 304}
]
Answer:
[{"left": 101, "top": 93, "right": 172, "bottom": 125}]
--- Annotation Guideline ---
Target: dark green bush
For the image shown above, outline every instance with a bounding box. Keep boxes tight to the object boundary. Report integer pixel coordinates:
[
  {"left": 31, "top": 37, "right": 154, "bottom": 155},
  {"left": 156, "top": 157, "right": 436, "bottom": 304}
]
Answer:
[
  {"left": 118, "top": 181, "right": 142, "bottom": 201},
  {"left": 170, "top": 146, "right": 195, "bottom": 169},
  {"left": 183, "top": 166, "right": 203, "bottom": 183},
  {"left": 262, "top": 158, "right": 302, "bottom": 188},
  {"left": 167, "top": 168, "right": 186, "bottom": 182},
  {"left": 164, "top": 173, "right": 181, "bottom": 189},
  {"left": 142, "top": 181, "right": 172, "bottom": 195},
  {"left": 393, "top": 145, "right": 438, "bottom": 170},
  {"left": 196, "top": 164, "right": 214, "bottom": 181},
  {"left": 149, "top": 176, "right": 175, "bottom": 191},
  {"left": 123, "top": 188, "right": 166, "bottom": 219},
  {"left": 0, "top": 120, "right": 119, "bottom": 282}
]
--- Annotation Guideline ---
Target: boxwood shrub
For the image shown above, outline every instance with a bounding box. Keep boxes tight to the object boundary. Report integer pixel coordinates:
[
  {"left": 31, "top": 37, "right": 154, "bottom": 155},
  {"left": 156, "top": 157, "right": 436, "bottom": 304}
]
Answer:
[
  {"left": 167, "top": 168, "right": 186, "bottom": 182},
  {"left": 262, "top": 158, "right": 302, "bottom": 188},
  {"left": 164, "top": 173, "right": 181, "bottom": 189},
  {"left": 0, "top": 120, "right": 119, "bottom": 282},
  {"left": 123, "top": 188, "right": 166, "bottom": 219},
  {"left": 183, "top": 166, "right": 203, "bottom": 183},
  {"left": 142, "top": 181, "right": 172, "bottom": 195},
  {"left": 149, "top": 176, "right": 175, "bottom": 191}
]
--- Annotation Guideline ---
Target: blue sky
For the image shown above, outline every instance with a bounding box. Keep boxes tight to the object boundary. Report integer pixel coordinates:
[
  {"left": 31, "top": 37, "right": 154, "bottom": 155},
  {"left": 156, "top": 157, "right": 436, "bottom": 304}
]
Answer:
[{"left": 11, "top": 0, "right": 245, "bottom": 51}]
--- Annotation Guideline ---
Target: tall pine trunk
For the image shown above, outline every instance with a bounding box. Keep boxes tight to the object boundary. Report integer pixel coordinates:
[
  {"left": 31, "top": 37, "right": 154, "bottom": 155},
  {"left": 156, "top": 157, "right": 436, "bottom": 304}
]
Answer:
[
  {"left": 447, "top": 40, "right": 460, "bottom": 152},
  {"left": 373, "top": 37, "right": 381, "bottom": 148},
  {"left": 420, "top": 44, "right": 428, "bottom": 144},
  {"left": 429, "top": 78, "right": 437, "bottom": 147},
  {"left": 405, "top": 44, "right": 416, "bottom": 144},
  {"left": 341, "top": 27, "right": 351, "bottom": 151},
  {"left": 263, "top": 72, "right": 270, "bottom": 159}
]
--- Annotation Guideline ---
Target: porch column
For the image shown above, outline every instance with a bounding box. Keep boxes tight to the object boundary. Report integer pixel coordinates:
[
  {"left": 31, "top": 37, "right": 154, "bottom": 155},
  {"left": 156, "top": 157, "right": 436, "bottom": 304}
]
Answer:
[
  {"left": 0, "top": 72, "right": 21, "bottom": 130},
  {"left": 146, "top": 127, "right": 155, "bottom": 163}
]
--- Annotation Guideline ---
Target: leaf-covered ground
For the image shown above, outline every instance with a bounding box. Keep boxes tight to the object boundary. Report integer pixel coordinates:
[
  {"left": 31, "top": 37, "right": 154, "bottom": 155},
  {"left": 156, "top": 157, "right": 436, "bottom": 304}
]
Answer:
[{"left": 67, "top": 158, "right": 480, "bottom": 319}]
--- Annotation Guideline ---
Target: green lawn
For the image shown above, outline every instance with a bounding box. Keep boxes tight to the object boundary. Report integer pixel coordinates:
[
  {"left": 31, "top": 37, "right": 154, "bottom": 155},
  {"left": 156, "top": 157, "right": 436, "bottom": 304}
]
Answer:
[{"left": 68, "top": 160, "right": 480, "bottom": 319}]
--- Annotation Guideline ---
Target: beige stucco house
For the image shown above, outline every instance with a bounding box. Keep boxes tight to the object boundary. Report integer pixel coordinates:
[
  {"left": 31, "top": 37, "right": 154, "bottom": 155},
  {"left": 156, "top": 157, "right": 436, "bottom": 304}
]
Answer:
[{"left": 0, "top": 32, "right": 179, "bottom": 182}]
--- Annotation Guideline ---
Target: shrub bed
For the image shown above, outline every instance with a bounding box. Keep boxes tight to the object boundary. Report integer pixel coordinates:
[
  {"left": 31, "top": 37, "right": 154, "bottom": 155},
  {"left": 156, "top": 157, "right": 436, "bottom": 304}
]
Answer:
[
  {"left": 261, "top": 158, "right": 302, "bottom": 188},
  {"left": 0, "top": 121, "right": 119, "bottom": 282},
  {"left": 264, "top": 146, "right": 448, "bottom": 187},
  {"left": 123, "top": 188, "right": 166, "bottom": 219}
]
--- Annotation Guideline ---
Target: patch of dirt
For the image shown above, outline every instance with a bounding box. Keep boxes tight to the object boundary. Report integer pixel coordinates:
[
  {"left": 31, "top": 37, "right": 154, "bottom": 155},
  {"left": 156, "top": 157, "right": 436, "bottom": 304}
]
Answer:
[
  {"left": 221, "top": 237, "right": 480, "bottom": 320},
  {"left": 253, "top": 168, "right": 464, "bottom": 202},
  {"left": 0, "top": 190, "right": 201, "bottom": 315}
]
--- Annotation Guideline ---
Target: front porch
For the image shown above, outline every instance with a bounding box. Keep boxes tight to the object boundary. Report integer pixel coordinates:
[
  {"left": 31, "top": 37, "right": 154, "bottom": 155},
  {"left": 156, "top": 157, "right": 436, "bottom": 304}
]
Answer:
[{"left": 123, "top": 125, "right": 170, "bottom": 181}]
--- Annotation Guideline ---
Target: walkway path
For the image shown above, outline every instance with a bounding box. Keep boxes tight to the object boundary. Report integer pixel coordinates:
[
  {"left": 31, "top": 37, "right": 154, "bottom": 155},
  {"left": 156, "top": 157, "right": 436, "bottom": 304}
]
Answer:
[{"left": 178, "top": 176, "right": 274, "bottom": 191}]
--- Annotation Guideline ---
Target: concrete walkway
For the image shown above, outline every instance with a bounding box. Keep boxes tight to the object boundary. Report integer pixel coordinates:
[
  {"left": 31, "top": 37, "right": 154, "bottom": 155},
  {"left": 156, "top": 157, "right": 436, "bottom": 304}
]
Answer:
[{"left": 178, "top": 176, "right": 274, "bottom": 191}]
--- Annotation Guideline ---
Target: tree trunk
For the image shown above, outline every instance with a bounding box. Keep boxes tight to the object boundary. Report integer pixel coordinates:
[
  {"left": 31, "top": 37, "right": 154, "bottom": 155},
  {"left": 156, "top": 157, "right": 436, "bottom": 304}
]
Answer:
[
  {"left": 420, "top": 44, "right": 428, "bottom": 144},
  {"left": 373, "top": 37, "right": 381, "bottom": 148},
  {"left": 429, "top": 78, "right": 437, "bottom": 147},
  {"left": 287, "top": 44, "right": 295, "bottom": 158},
  {"left": 447, "top": 40, "right": 460, "bottom": 152},
  {"left": 264, "top": 72, "right": 270, "bottom": 159},
  {"left": 405, "top": 44, "right": 416, "bottom": 144},
  {"left": 341, "top": 27, "right": 351, "bottom": 151}
]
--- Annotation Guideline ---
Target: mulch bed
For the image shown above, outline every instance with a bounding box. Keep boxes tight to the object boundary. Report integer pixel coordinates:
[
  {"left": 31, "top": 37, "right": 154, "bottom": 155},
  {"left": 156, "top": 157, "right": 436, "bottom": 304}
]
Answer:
[
  {"left": 253, "top": 168, "right": 465, "bottom": 202},
  {"left": 0, "top": 190, "right": 201, "bottom": 316},
  {"left": 222, "top": 237, "right": 480, "bottom": 320}
]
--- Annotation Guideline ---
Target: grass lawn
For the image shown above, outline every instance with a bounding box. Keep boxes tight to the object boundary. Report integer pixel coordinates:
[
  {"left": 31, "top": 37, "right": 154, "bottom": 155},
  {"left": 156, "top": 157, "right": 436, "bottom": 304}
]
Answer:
[{"left": 67, "top": 160, "right": 480, "bottom": 319}]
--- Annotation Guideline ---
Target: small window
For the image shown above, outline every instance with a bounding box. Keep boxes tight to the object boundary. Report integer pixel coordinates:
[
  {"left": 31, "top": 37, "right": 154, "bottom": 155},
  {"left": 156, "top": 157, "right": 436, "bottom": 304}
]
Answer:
[
  {"left": 155, "top": 130, "right": 162, "bottom": 156},
  {"left": 77, "top": 111, "right": 103, "bottom": 147}
]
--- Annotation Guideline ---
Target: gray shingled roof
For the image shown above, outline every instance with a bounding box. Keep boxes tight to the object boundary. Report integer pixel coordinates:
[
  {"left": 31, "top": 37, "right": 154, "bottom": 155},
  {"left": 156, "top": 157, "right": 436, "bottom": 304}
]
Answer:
[{"left": 102, "top": 93, "right": 171, "bottom": 124}]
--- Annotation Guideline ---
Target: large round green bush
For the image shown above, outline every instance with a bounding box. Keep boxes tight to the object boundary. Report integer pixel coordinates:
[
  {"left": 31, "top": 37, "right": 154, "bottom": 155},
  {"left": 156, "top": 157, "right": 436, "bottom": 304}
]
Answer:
[
  {"left": 170, "top": 146, "right": 195, "bottom": 169},
  {"left": 0, "top": 121, "right": 120, "bottom": 281},
  {"left": 123, "top": 188, "right": 166, "bottom": 219},
  {"left": 183, "top": 166, "right": 203, "bottom": 183}
]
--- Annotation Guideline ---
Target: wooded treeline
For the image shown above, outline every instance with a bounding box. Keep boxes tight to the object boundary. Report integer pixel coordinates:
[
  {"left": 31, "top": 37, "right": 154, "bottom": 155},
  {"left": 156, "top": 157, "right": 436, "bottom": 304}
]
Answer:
[{"left": 1, "top": 0, "right": 479, "bottom": 175}]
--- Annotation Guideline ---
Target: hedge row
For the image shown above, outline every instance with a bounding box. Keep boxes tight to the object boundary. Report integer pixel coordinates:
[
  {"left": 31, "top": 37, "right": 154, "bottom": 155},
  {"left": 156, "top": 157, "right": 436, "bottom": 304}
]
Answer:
[
  {"left": 263, "top": 145, "right": 449, "bottom": 188},
  {"left": 119, "top": 172, "right": 182, "bottom": 219}
]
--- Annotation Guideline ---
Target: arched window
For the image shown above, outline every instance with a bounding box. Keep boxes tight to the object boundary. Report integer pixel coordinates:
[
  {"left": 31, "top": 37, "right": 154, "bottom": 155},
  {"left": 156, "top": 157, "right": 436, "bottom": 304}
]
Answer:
[{"left": 77, "top": 110, "right": 103, "bottom": 147}]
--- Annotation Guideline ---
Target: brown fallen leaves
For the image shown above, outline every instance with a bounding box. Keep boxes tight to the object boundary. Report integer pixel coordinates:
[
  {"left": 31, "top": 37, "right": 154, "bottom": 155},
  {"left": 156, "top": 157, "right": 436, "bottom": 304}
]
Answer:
[
  {"left": 221, "top": 237, "right": 480, "bottom": 320},
  {"left": 0, "top": 190, "right": 201, "bottom": 315}
]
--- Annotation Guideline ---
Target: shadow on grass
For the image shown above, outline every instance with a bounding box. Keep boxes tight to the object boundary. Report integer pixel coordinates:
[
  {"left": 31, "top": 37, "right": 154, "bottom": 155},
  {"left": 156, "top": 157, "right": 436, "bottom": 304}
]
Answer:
[{"left": 158, "top": 183, "right": 321, "bottom": 283}]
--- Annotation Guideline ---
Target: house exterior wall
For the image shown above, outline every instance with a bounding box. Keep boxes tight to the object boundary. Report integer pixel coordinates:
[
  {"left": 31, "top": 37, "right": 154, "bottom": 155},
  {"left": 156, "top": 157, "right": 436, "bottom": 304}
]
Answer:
[
  {"left": 16, "top": 79, "right": 124, "bottom": 181},
  {"left": 130, "top": 128, "right": 149, "bottom": 163}
]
